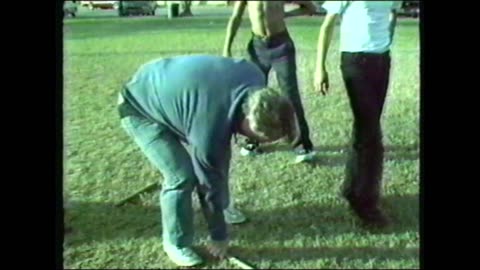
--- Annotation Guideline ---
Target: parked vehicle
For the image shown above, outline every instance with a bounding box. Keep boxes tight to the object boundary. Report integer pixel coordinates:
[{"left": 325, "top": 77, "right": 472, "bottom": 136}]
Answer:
[
  {"left": 64, "top": 1, "right": 78, "bottom": 17},
  {"left": 399, "top": 1, "right": 420, "bottom": 18},
  {"left": 118, "top": 1, "right": 157, "bottom": 16},
  {"left": 81, "top": 1, "right": 117, "bottom": 10}
]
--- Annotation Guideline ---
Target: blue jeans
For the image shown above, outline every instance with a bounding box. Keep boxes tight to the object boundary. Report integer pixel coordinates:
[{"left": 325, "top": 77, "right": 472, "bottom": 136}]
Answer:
[
  {"left": 121, "top": 114, "right": 201, "bottom": 247},
  {"left": 121, "top": 116, "right": 198, "bottom": 247}
]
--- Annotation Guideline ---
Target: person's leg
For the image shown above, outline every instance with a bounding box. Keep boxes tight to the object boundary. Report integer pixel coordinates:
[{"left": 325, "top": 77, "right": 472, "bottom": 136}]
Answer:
[
  {"left": 247, "top": 35, "right": 272, "bottom": 82},
  {"left": 364, "top": 52, "right": 391, "bottom": 206},
  {"left": 270, "top": 36, "right": 314, "bottom": 161},
  {"left": 120, "top": 115, "right": 202, "bottom": 266},
  {"left": 340, "top": 52, "right": 391, "bottom": 228},
  {"left": 238, "top": 36, "right": 273, "bottom": 157},
  {"left": 222, "top": 177, "right": 247, "bottom": 224}
]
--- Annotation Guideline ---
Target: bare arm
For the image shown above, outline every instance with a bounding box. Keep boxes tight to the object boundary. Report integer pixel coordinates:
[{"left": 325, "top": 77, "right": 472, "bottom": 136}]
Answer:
[
  {"left": 388, "top": 10, "right": 398, "bottom": 47},
  {"left": 314, "top": 13, "right": 337, "bottom": 95},
  {"left": 223, "top": 1, "right": 247, "bottom": 57},
  {"left": 315, "top": 13, "right": 337, "bottom": 73}
]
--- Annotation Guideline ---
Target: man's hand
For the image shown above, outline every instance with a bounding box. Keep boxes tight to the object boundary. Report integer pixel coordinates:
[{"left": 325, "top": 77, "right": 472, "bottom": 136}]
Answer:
[
  {"left": 223, "top": 1, "right": 245, "bottom": 59},
  {"left": 207, "top": 240, "right": 229, "bottom": 259},
  {"left": 314, "top": 13, "right": 337, "bottom": 96},
  {"left": 314, "top": 68, "right": 329, "bottom": 95}
]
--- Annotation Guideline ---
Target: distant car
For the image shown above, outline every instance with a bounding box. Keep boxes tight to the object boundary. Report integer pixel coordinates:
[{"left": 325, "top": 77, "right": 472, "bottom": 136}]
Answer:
[
  {"left": 404, "top": 6, "right": 419, "bottom": 18},
  {"left": 81, "top": 1, "right": 117, "bottom": 10},
  {"left": 64, "top": 1, "right": 78, "bottom": 17},
  {"left": 399, "top": 1, "right": 420, "bottom": 18},
  {"left": 118, "top": 1, "right": 157, "bottom": 16}
]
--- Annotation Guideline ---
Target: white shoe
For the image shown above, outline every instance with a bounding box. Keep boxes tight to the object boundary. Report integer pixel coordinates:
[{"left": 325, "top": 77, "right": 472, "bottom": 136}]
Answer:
[
  {"left": 224, "top": 207, "right": 247, "bottom": 224},
  {"left": 239, "top": 143, "right": 263, "bottom": 157},
  {"left": 163, "top": 243, "right": 203, "bottom": 267},
  {"left": 294, "top": 150, "right": 317, "bottom": 163}
]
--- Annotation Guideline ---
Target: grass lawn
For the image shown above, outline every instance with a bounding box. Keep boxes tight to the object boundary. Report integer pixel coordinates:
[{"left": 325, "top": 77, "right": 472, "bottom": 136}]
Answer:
[{"left": 63, "top": 6, "right": 420, "bottom": 269}]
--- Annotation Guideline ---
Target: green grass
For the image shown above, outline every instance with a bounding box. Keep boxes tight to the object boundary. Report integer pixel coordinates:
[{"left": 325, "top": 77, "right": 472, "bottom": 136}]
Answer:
[{"left": 64, "top": 6, "right": 420, "bottom": 269}]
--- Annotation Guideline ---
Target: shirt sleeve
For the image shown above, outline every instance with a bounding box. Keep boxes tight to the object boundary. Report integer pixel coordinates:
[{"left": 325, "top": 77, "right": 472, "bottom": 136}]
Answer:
[
  {"left": 190, "top": 131, "right": 231, "bottom": 241},
  {"left": 392, "top": 1, "right": 403, "bottom": 11}
]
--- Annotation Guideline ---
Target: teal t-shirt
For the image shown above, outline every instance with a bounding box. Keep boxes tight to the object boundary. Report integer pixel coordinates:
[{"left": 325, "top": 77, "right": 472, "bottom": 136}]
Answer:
[{"left": 122, "top": 54, "right": 266, "bottom": 240}]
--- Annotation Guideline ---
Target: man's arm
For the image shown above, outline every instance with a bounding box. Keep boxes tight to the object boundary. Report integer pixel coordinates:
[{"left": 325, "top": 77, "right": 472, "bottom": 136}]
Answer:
[
  {"left": 314, "top": 13, "right": 337, "bottom": 94},
  {"left": 223, "top": 1, "right": 247, "bottom": 57},
  {"left": 315, "top": 13, "right": 337, "bottom": 71},
  {"left": 388, "top": 10, "right": 398, "bottom": 47},
  {"left": 388, "top": 2, "right": 402, "bottom": 47},
  {"left": 190, "top": 134, "right": 232, "bottom": 242},
  {"left": 313, "top": 1, "right": 348, "bottom": 94},
  {"left": 284, "top": 1, "right": 318, "bottom": 18}
]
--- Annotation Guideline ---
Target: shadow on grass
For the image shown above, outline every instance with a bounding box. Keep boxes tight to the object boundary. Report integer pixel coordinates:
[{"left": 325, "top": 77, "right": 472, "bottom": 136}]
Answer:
[
  {"left": 234, "top": 194, "right": 419, "bottom": 241},
  {"left": 228, "top": 246, "right": 419, "bottom": 267},
  {"left": 65, "top": 194, "right": 418, "bottom": 249},
  {"left": 225, "top": 194, "right": 419, "bottom": 267},
  {"left": 309, "top": 151, "right": 419, "bottom": 167},
  {"left": 254, "top": 143, "right": 419, "bottom": 167},
  {"left": 259, "top": 143, "right": 418, "bottom": 154},
  {"left": 64, "top": 200, "right": 160, "bottom": 247}
]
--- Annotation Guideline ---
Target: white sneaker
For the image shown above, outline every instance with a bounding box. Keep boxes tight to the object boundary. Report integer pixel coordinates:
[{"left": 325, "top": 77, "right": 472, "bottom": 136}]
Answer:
[
  {"left": 239, "top": 143, "right": 264, "bottom": 157},
  {"left": 163, "top": 243, "right": 203, "bottom": 267},
  {"left": 224, "top": 207, "right": 247, "bottom": 224},
  {"left": 294, "top": 150, "right": 317, "bottom": 163}
]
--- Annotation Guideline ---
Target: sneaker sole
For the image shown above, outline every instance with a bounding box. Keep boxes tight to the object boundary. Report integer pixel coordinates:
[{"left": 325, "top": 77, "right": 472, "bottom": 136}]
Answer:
[
  {"left": 225, "top": 216, "right": 248, "bottom": 224},
  {"left": 240, "top": 148, "right": 259, "bottom": 157},
  {"left": 164, "top": 246, "right": 203, "bottom": 267},
  {"left": 168, "top": 257, "right": 203, "bottom": 267},
  {"left": 166, "top": 254, "right": 203, "bottom": 267},
  {"left": 294, "top": 152, "right": 317, "bottom": 163}
]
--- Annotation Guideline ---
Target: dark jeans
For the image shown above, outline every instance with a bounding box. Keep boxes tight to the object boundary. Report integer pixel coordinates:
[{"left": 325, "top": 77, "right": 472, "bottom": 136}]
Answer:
[
  {"left": 340, "top": 51, "right": 391, "bottom": 209},
  {"left": 246, "top": 31, "right": 313, "bottom": 150}
]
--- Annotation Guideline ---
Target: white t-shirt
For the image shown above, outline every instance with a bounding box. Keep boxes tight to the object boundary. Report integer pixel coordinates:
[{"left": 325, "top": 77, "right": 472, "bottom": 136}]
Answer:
[{"left": 322, "top": 1, "right": 403, "bottom": 53}]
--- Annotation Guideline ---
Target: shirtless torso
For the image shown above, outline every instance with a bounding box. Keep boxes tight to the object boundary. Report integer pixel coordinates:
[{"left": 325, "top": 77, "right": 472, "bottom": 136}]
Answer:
[
  {"left": 246, "top": 1, "right": 287, "bottom": 37},
  {"left": 223, "top": 1, "right": 315, "bottom": 56}
]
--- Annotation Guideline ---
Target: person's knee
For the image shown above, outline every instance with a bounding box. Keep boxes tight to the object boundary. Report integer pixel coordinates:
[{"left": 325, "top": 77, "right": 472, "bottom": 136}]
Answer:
[
  {"left": 162, "top": 172, "right": 197, "bottom": 192},
  {"left": 352, "top": 127, "right": 383, "bottom": 150}
]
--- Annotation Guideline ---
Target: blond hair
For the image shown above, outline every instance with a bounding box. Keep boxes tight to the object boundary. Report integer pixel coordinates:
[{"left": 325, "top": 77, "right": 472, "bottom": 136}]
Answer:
[{"left": 243, "top": 87, "right": 299, "bottom": 144}]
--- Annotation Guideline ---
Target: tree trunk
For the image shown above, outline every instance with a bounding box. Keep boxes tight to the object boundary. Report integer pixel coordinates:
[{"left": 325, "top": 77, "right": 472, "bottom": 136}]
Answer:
[{"left": 180, "top": 1, "right": 193, "bottom": 17}]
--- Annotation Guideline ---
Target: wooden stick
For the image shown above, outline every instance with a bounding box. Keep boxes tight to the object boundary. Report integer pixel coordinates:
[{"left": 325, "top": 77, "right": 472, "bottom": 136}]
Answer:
[
  {"left": 227, "top": 255, "right": 255, "bottom": 269},
  {"left": 114, "top": 182, "right": 159, "bottom": 207}
]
